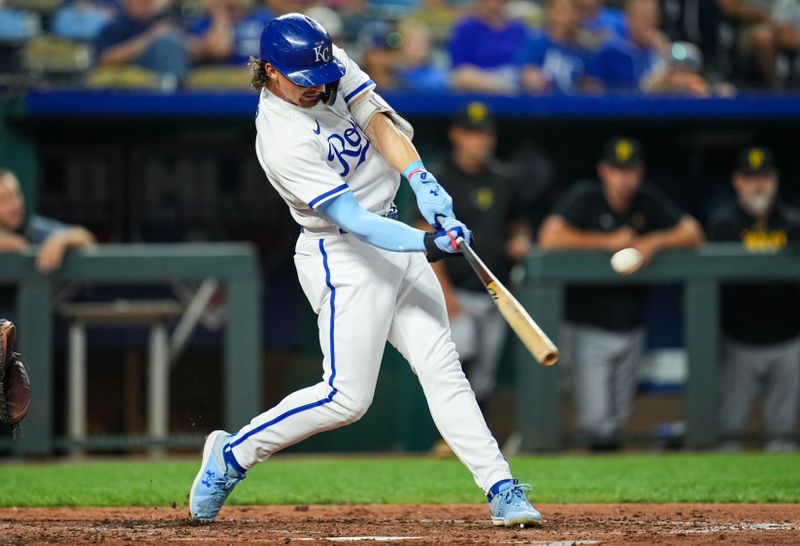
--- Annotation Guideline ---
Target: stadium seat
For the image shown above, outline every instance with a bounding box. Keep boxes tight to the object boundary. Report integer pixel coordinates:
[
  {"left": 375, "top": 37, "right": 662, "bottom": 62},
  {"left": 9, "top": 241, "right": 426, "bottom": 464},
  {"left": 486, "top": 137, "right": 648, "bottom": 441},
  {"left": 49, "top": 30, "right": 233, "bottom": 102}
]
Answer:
[
  {"left": 22, "top": 36, "right": 91, "bottom": 75},
  {"left": 184, "top": 66, "right": 250, "bottom": 90},
  {"left": 86, "top": 65, "right": 163, "bottom": 90}
]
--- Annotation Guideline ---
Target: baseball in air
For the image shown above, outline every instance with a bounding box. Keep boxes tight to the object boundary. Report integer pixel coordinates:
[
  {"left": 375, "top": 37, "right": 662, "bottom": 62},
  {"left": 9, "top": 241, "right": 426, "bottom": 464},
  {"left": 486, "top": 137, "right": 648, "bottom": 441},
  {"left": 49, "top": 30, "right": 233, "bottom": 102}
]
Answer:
[{"left": 610, "top": 247, "right": 643, "bottom": 276}]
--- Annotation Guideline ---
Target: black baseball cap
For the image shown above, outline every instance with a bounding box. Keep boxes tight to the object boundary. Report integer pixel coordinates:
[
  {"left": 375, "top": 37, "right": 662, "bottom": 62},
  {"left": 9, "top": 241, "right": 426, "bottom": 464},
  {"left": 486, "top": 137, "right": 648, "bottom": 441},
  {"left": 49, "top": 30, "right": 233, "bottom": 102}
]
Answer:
[
  {"left": 737, "top": 146, "right": 777, "bottom": 176},
  {"left": 601, "top": 137, "right": 644, "bottom": 168},
  {"left": 453, "top": 101, "right": 496, "bottom": 132}
]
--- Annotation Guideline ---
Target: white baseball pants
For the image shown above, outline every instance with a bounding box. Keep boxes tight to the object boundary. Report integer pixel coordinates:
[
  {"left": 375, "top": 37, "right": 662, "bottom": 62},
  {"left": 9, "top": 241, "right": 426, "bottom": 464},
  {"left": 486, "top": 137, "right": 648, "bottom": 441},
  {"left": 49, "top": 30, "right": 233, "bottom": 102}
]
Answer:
[{"left": 227, "top": 232, "right": 512, "bottom": 493}]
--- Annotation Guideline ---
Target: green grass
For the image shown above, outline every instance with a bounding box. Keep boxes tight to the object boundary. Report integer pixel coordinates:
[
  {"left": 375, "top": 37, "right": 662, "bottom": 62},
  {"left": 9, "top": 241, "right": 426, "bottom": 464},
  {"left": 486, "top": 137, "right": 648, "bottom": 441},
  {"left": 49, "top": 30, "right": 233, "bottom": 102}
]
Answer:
[{"left": 0, "top": 453, "right": 798, "bottom": 507}]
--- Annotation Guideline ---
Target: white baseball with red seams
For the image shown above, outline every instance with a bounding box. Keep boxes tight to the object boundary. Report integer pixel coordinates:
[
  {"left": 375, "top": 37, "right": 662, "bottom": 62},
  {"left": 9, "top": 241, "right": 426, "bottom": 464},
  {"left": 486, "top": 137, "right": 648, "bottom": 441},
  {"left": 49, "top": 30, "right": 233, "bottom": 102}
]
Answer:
[{"left": 225, "top": 45, "right": 513, "bottom": 493}]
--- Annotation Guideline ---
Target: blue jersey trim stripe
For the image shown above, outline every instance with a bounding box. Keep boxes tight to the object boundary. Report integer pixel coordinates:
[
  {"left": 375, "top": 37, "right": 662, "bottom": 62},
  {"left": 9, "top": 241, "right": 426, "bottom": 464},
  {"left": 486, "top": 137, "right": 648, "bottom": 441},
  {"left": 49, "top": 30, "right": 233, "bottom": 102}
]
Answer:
[
  {"left": 228, "top": 239, "right": 338, "bottom": 450},
  {"left": 344, "top": 80, "right": 374, "bottom": 103},
  {"left": 308, "top": 183, "right": 349, "bottom": 209}
]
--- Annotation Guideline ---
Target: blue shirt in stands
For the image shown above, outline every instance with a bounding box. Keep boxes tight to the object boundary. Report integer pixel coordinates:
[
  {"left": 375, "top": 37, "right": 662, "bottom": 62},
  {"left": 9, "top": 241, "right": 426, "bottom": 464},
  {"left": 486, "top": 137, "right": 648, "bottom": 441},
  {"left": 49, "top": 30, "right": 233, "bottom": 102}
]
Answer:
[
  {"left": 581, "top": 7, "right": 625, "bottom": 43},
  {"left": 449, "top": 16, "right": 528, "bottom": 69},
  {"left": 24, "top": 215, "right": 69, "bottom": 245},
  {"left": 518, "top": 31, "right": 593, "bottom": 92},
  {"left": 588, "top": 38, "right": 663, "bottom": 91},
  {"left": 396, "top": 64, "right": 449, "bottom": 92},
  {"left": 53, "top": 4, "right": 111, "bottom": 41},
  {"left": 94, "top": 10, "right": 171, "bottom": 55},
  {"left": 187, "top": 8, "right": 274, "bottom": 66}
]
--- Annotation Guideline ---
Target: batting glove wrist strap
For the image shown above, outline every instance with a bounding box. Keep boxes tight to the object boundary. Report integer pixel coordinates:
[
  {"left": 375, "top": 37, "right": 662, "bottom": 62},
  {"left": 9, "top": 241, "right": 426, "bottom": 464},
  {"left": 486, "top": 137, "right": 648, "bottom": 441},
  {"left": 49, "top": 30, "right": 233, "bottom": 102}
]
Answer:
[{"left": 424, "top": 232, "right": 459, "bottom": 263}]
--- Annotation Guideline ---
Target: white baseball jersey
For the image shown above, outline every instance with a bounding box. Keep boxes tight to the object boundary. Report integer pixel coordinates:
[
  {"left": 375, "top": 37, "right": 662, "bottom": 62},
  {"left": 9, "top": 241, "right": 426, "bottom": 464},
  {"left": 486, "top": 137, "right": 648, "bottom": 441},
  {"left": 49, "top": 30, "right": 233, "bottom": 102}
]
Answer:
[{"left": 255, "top": 45, "right": 400, "bottom": 230}]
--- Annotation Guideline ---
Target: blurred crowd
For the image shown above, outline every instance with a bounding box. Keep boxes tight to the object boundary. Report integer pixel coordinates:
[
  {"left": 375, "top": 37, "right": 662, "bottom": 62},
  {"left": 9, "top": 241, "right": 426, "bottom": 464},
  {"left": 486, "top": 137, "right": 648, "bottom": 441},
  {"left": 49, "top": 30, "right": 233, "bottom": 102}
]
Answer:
[{"left": 4, "top": 0, "right": 800, "bottom": 93}]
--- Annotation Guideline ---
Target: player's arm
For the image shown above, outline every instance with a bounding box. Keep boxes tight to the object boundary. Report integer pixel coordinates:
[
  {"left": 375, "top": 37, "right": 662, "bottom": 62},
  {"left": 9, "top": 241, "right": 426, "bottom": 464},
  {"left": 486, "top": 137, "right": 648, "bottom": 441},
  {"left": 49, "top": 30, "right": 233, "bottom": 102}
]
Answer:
[
  {"left": 187, "top": 0, "right": 234, "bottom": 62},
  {"left": 336, "top": 45, "right": 454, "bottom": 227},
  {"left": 538, "top": 216, "right": 635, "bottom": 252},
  {"left": 716, "top": 0, "right": 771, "bottom": 22},
  {"left": 630, "top": 215, "right": 704, "bottom": 260},
  {"left": 345, "top": 90, "right": 453, "bottom": 228},
  {"left": 360, "top": 109, "right": 454, "bottom": 228},
  {"left": 98, "top": 22, "right": 175, "bottom": 66},
  {"left": 0, "top": 230, "right": 28, "bottom": 252},
  {"left": 36, "top": 226, "right": 96, "bottom": 273},
  {"left": 317, "top": 191, "right": 469, "bottom": 261}
]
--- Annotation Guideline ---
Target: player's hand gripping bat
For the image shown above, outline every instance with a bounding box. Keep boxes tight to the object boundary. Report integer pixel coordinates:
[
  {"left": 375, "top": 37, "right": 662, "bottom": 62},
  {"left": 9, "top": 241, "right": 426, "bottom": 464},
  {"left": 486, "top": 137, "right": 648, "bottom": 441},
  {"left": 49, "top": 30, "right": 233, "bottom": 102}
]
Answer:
[{"left": 457, "top": 239, "right": 559, "bottom": 366}]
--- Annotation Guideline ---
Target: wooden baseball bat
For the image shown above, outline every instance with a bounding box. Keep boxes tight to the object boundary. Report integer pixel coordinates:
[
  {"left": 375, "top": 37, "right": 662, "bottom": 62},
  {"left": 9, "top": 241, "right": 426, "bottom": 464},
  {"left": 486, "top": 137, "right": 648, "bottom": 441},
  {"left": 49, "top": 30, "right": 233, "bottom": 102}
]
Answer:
[{"left": 457, "top": 240, "right": 559, "bottom": 366}]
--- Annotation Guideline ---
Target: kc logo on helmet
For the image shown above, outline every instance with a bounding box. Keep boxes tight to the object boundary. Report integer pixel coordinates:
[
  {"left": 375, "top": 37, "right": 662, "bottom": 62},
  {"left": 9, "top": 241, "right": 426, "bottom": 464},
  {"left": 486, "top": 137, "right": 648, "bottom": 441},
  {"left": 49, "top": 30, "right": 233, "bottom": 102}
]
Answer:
[{"left": 313, "top": 45, "right": 331, "bottom": 63}]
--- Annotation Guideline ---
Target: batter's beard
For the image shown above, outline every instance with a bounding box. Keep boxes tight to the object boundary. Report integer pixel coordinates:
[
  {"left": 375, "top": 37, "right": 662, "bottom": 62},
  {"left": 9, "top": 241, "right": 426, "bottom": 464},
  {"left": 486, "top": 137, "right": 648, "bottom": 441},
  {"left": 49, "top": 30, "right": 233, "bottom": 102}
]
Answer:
[{"left": 298, "top": 94, "right": 322, "bottom": 108}]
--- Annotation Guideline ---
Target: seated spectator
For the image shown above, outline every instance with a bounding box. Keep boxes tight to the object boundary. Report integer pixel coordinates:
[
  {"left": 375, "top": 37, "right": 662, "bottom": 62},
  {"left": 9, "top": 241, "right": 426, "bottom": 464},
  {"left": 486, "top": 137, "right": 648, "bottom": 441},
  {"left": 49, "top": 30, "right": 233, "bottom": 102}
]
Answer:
[
  {"left": 449, "top": 0, "right": 528, "bottom": 94},
  {"left": 647, "top": 41, "right": 711, "bottom": 96},
  {"left": 589, "top": 0, "right": 668, "bottom": 92},
  {"left": 708, "top": 147, "right": 800, "bottom": 453},
  {"left": 0, "top": 169, "right": 96, "bottom": 273},
  {"left": 395, "top": 20, "right": 448, "bottom": 92},
  {"left": 773, "top": 0, "right": 800, "bottom": 81},
  {"left": 717, "top": 0, "right": 777, "bottom": 87},
  {"left": 338, "top": 0, "right": 373, "bottom": 45},
  {"left": 95, "top": 0, "right": 189, "bottom": 88},
  {"left": 519, "top": 0, "right": 595, "bottom": 94},
  {"left": 538, "top": 137, "right": 703, "bottom": 451},
  {"left": 358, "top": 21, "right": 402, "bottom": 91},
  {"left": 575, "top": 0, "right": 624, "bottom": 49},
  {"left": 52, "top": 0, "right": 112, "bottom": 42},
  {"left": 187, "top": 0, "right": 273, "bottom": 66}
]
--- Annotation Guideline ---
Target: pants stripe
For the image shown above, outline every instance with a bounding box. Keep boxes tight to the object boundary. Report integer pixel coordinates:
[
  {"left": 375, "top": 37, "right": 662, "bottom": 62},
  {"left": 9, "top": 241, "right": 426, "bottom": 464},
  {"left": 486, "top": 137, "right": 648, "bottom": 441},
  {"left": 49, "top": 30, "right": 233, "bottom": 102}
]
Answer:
[{"left": 228, "top": 238, "right": 338, "bottom": 448}]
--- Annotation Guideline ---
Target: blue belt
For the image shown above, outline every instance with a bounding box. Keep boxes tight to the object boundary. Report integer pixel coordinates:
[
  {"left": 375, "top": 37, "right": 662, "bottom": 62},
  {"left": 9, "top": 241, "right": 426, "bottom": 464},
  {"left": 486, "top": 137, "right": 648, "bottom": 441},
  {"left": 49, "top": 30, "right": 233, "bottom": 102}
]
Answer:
[{"left": 300, "top": 204, "right": 398, "bottom": 234}]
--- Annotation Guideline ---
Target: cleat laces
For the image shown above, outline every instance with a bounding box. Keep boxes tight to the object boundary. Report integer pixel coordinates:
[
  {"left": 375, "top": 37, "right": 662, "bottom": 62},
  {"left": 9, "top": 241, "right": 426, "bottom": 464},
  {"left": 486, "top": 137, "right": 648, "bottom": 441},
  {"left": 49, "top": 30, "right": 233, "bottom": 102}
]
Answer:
[{"left": 500, "top": 482, "right": 533, "bottom": 507}]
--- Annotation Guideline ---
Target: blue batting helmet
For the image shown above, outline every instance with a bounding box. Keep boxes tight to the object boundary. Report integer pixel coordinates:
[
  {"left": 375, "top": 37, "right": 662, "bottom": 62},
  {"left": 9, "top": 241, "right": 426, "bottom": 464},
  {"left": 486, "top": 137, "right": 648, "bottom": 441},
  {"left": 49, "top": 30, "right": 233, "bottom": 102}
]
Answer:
[{"left": 259, "top": 13, "right": 346, "bottom": 87}]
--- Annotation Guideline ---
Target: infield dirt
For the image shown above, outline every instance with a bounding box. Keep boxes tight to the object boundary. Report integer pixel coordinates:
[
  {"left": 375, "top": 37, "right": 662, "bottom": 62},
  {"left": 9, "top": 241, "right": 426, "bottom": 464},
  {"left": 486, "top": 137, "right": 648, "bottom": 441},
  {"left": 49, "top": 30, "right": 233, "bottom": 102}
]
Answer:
[{"left": 0, "top": 504, "right": 798, "bottom": 545}]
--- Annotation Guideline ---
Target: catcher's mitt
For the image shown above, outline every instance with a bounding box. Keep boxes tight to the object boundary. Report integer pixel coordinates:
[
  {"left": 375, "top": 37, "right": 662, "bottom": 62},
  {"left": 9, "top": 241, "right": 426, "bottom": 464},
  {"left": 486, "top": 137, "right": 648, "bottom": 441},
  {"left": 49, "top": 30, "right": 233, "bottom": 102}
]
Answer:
[{"left": 0, "top": 319, "right": 30, "bottom": 437}]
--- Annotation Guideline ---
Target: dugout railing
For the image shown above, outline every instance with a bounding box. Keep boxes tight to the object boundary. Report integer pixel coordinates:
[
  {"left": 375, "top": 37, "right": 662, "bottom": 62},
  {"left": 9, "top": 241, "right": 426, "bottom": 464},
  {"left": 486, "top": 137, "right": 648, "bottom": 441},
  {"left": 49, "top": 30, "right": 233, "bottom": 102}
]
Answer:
[
  {"left": 516, "top": 244, "right": 800, "bottom": 452},
  {"left": 0, "top": 244, "right": 262, "bottom": 456}
]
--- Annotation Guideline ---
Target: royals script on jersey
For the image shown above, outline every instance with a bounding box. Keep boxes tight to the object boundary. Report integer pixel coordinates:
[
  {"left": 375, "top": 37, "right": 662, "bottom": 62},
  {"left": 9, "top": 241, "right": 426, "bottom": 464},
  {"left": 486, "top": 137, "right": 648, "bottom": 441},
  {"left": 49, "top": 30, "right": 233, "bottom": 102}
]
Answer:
[{"left": 255, "top": 45, "right": 401, "bottom": 230}]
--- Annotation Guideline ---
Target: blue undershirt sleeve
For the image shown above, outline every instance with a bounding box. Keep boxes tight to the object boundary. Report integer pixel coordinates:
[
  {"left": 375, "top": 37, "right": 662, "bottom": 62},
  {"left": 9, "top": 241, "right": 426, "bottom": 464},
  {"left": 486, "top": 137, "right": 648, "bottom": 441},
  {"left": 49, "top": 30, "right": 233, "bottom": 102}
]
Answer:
[{"left": 317, "top": 191, "right": 426, "bottom": 253}]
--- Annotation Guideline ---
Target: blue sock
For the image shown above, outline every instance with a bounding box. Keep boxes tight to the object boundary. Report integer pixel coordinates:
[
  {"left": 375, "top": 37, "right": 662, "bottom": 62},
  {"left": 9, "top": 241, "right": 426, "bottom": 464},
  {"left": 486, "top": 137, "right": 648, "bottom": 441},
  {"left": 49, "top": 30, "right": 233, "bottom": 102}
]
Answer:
[
  {"left": 222, "top": 442, "right": 246, "bottom": 475},
  {"left": 487, "top": 478, "right": 518, "bottom": 501}
]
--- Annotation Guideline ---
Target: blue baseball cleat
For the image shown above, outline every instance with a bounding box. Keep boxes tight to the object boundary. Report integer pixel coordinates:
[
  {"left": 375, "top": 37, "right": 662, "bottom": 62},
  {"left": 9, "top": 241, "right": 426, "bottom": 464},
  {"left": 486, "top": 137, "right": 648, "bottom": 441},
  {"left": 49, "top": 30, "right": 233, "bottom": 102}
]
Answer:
[
  {"left": 189, "top": 430, "right": 246, "bottom": 523},
  {"left": 488, "top": 479, "right": 542, "bottom": 527}
]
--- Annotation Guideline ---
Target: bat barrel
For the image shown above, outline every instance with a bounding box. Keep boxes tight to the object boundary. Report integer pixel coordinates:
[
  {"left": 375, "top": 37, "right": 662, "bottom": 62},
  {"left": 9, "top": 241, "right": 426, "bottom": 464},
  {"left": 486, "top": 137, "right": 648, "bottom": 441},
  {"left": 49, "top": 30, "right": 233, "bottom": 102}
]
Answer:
[{"left": 541, "top": 350, "right": 559, "bottom": 367}]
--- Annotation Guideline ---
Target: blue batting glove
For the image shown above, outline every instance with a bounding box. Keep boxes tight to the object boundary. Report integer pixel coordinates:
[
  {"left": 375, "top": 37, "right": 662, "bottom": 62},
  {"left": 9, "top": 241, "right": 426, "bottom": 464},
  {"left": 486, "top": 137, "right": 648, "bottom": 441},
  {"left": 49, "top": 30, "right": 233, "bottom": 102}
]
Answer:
[
  {"left": 439, "top": 217, "right": 472, "bottom": 249},
  {"left": 423, "top": 218, "right": 472, "bottom": 262},
  {"left": 403, "top": 161, "right": 454, "bottom": 228}
]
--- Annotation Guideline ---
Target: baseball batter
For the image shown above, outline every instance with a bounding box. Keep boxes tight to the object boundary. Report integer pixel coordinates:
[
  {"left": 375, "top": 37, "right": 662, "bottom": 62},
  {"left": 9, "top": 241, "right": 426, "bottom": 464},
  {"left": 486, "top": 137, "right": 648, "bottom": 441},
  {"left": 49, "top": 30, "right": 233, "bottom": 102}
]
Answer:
[{"left": 189, "top": 14, "right": 541, "bottom": 527}]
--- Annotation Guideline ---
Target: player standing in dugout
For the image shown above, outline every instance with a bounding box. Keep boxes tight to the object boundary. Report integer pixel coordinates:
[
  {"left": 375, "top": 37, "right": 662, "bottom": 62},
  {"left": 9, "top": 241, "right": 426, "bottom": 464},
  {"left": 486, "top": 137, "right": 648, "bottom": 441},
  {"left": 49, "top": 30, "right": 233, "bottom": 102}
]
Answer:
[
  {"left": 189, "top": 13, "right": 542, "bottom": 528},
  {"left": 708, "top": 146, "right": 800, "bottom": 453},
  {"left": 538, "top": 138, "right": 704, "bottom": 450}
]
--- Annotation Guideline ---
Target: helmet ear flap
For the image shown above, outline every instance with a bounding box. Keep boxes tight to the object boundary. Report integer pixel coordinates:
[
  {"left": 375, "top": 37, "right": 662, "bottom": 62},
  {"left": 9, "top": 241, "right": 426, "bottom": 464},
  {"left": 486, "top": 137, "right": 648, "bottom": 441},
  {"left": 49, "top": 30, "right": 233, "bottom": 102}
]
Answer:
[{"left": 321, "top": 79, "right": 340, "bottom": 105}]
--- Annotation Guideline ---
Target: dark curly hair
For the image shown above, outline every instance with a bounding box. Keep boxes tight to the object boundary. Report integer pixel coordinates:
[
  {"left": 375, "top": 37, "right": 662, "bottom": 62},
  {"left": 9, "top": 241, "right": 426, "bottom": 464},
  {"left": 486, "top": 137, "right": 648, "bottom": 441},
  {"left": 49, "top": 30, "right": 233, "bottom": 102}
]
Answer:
[{"left": 249, "top": 57, "right": 269, "bottom": 92}]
